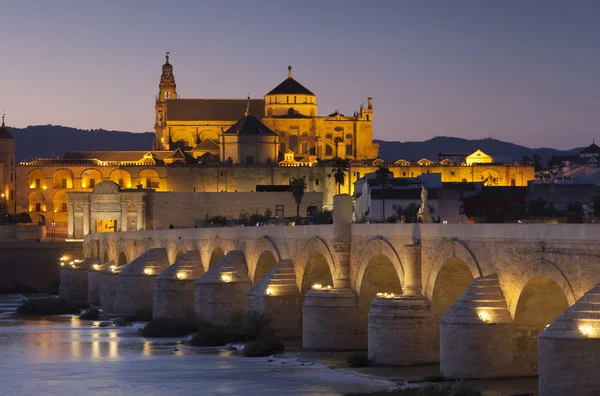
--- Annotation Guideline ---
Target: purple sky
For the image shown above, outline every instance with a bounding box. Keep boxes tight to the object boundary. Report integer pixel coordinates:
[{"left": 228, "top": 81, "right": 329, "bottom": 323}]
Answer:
[{"left": 1, "top": 0, "right": 599, "bottom": 149}]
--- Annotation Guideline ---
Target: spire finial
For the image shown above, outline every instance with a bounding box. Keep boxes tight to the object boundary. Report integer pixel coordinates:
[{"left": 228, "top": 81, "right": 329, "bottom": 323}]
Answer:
[
  {"left": 245, "top": 94, "right": 251, "bottom": 116},
  {"left": 165, "top": 50, "right": 170, "bottom": 64},
  {"left": 288, "top": 65, "right": 292, "bottom": 79},
  {"left": 1, "top": 112, "right": 4, "bottom": 127}
]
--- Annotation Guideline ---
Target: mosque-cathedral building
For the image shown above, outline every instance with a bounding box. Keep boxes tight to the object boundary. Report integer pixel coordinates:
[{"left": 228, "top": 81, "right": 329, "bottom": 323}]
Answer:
[{"left": 0, "top": 54, "right": 533, "bottom": 237}]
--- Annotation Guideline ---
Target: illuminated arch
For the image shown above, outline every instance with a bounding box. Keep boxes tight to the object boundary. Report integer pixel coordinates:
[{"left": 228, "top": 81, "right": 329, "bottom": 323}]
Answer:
[
  {"left": 28, "top": 191, "right": 47, "bottom": 213},
  {"left": 52, "top": 168, "right": 74, "bottom": 189},
  {"left": 299, "top": 237, "right": 336, "bottom": 292},
  {"left": 109, "top": 169, "right": 132, "bottom": 189},
  {"left": 138, "top": 168, "right": 161, "bottom": 190},
  {"left": 355, "top": 237, "right": 404, "bottom": 294},
  {"left": 507, "top": 259, "right": 576, "bottom": 319},
  {"left": 80, "top": 169, "right": 103, "bottom": 189},
  {"left": 27, "top": 168, "right": 46, "bottom": 189},
  {"left": 423, "top": 240, "right": 482, "bottom": 300}
]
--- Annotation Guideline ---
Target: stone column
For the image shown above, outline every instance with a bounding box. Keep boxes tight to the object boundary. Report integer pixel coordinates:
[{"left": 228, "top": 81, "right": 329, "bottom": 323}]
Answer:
[
  {"left": 120, "top": 203, "right": 128, "bottom": 232},
  {"left": 402, "top": 243, "right": 422, "bottom": 296},
  {"left": 67, "top": 202, "right": 74, "bottom": 239},
  {"left": 333, "top": 194, "right": 352, "bottom": 287},
  {"left": 82, "top": 202, "right": 90, "bottom": 237}
]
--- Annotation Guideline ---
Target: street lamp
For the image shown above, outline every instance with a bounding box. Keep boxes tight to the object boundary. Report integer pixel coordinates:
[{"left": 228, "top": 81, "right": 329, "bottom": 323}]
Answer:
[{"left": 51, "top": 220, "right": 56, "bottom": 241}]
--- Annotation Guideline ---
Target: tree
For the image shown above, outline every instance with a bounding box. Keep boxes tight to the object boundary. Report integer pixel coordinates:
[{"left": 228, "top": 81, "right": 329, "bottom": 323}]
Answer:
[
  {"left": 532, "top": 154, "right": 542, "bottom": 171},
  {"left": 375, "top": 167, "right": 391, "bottom": 221},
  {"left": 591, "top": 196, "right": 600, "bottom": 217},
  {"left": 289, "top": 177, "right": 306, "bottom": 219},
  {"left": 521, "top": 155, "right": 530, "bottom": 164},
  {"left": 333, "top": 161, "right": 348, "bottom": 195}
]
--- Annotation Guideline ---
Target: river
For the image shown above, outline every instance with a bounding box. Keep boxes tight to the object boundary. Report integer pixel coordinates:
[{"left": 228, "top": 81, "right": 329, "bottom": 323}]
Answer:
[{"left": 0, "top": 295, "right": 391, "bottom": 396}]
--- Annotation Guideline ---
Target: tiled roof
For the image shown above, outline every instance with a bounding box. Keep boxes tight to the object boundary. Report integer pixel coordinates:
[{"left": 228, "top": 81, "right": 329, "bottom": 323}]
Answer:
[
  {"left": 192, "top": 139, "right": 220, "bottom": 152},
  {"left": 0, "top": 125, "right": 13, "bottom": 140},
  {"left": 222, "top": 115, "right": 277, "bottom": 136},
  {"left": 580, "top": 143, "right": 600, "bottom": 154},
  {"left": 267, "top": 78, "right": 314, "bottom": 96},
  {"left": 63, "top": 151, "right": 174, "bottom": 162},
  {"left": 166, "top": 99, "right": 265, "bottom": 121}
]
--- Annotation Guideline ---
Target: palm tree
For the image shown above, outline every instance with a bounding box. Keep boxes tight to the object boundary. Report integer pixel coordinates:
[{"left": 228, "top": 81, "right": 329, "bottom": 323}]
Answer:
[
  {"left": 332, "top": 158, "right": 349, "bottom": 195},
  {"left": 290, "top": 177, "right": 306, "bottom": 219},
  {"left": 375, "top": 167, "right": 391, "bottom": 221}
]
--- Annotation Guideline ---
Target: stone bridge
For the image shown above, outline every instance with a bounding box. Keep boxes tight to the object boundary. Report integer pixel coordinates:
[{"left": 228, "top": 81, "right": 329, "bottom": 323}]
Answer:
[{"left": 61, "top": 196, "right": 600, "bottom": 396}]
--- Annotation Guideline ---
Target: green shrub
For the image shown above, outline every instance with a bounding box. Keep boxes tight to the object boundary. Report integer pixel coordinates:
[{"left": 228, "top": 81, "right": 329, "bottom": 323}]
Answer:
[
  {"left": 347, "top": 352, "right": 370, "bottom": 367},
  {"left": 227, "top": 310, "right": 272, "bottom": 341},
  {"left": 344, "top": 382, "right": 482, "bottom": 396},
  {"left": 421, "top": 375, "right": 446, "bottom": 382},
  {"left": 242, "top": 336, "right": 285, "bottom": 357},
  {"left": 125, "top": 311, "right": 153, "bottom": 322},
  {"left": 189, "top": 327, "right": 231, "bottom": 346},
  {"left": 79, "top": 308, "right": 100, "bottom": 320},
  {"left": 141, "top": 319, "right": 197, "bottom": 338},
  {"left": 16, "top": 298, "right": 79, "bottom": 315}
]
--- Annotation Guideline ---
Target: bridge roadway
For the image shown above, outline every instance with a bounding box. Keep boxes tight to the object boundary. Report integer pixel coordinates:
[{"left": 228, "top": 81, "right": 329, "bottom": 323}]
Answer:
[{"left": 59, "top": 196, "right": 600, "bottom": 396}]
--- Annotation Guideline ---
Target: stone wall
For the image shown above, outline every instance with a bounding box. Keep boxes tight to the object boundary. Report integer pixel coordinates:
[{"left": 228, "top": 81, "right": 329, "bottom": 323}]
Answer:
[{"left": 0, "top": 241, "right": 83, "bottom": 292}]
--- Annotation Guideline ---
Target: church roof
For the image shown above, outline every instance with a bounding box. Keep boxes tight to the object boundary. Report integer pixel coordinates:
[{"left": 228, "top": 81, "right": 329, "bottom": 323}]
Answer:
[
  {"left": 63, "top": 151, "right": 174, "bottom": 162},
  {"left": 580, "top": 142, "right": 600, "bottom": 155},
  {"left": 222, "top": 114, "right": 277, "bottom": 136},
  {"left": 0, "top": 116, "right": 13, "bottom": 140},
  {"left": 166, "top": 99, "right": 265, "bottom": 121},
  {"left": 266, "top": 66, "right": 314, "bottom": 96},
  {"left": 163, "top": 148, "right": 196, "bottom": 163}
]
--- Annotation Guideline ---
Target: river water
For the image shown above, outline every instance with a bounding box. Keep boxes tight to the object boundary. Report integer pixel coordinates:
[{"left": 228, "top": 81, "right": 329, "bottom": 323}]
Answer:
[{"left": 0, "top": 295, "right": 391, "bottom": 396}]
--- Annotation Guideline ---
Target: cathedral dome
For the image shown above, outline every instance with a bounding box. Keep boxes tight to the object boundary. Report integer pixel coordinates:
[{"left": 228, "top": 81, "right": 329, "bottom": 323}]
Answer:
[{"left": 267, "top": 66, "right": 314, "bottom": 96}]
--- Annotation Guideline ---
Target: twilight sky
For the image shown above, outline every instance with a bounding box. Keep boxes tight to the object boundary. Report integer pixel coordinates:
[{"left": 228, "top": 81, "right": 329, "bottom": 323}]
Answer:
[{"left": 1, "top": 0, "right": 599, "bottom": 149}]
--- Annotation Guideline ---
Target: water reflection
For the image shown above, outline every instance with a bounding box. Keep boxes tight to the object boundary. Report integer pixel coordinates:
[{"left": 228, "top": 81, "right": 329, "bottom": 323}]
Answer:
[{"left": 0, "top": 295, "right": 389, "bottom": 396}]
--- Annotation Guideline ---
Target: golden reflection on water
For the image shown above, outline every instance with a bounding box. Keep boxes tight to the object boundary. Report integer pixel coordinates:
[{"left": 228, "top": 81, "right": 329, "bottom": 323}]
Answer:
[{"left": 143, "top": 342, "right": 151, "bottom": 356}]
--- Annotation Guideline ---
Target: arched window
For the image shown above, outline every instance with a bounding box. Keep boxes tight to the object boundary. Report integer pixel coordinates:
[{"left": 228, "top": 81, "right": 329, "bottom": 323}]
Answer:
[
  {"left": 110, "top": 169, "right": 132, "bottom": 189},
  {"left": 81, "top": 169, "right": 103, "bottom": 189},
  {"left": 138, "top": 169, "right": 161, "bottom": 189},
  {"left": 53, "top": 169, "right": 74, "bottom": 189}
]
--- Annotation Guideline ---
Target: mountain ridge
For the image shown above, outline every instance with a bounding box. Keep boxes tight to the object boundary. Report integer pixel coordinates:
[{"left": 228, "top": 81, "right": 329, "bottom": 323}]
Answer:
[{"left": 5, "top": 125, "right": 584, "bottom": 165}]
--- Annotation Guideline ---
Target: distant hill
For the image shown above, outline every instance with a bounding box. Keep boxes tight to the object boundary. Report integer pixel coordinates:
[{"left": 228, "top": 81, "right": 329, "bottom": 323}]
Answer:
[
  {"left": 5, "top": 125, "right": 583, "bottom": 165},
  {"left": 375, "top": 137, "right": 583, "bottom": 165},
  {"left": 10, "top": 125, "right": 154, "bottom": 162}
]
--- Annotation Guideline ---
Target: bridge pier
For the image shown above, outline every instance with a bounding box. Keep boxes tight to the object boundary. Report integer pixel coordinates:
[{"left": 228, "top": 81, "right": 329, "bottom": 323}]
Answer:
[
  {"left": 59, "top": 258, "right": 99, "bottom": 304},
  {"left": 539, "top": 283, "right": 600, "bottom": 396},
  {"left": 153, "top": 250, "right": 204, "bottom": 321},
  {"left": 368, "top": 295, "right": 437, "bottom": 365},
  {"left": 302, "top": 287, "right": 364, "bottom": 350},
  {"left": 99, "top": 268, "right": 119, "bottom": 312},
  {"left": 440, "top": 275, "right": 516, "bottom": 379},
  {"left": 248, "top": 259, "right": 301, "bottom": 338},
  {"left": 195, "top": 250, "right": 252, "bottom": 326},
  {"left": 88, "top": 261, "right": 112, "bottom": 305},
  {"left": 113, "top": 248, "right": 170, "bottom": 316},
  {"left": 303, "top": 194, "right": 366, "bottom": 350}
]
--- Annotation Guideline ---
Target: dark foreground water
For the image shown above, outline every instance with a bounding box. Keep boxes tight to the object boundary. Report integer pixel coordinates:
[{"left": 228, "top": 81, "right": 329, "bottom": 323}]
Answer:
[{"left": 0, "top": 295, "right": 391, "bottom": 396}]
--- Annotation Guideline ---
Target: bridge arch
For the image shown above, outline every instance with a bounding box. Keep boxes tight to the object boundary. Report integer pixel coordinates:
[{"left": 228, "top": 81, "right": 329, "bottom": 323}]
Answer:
[
  {"left": 251, "top": 237, "right": 281, "bottom": 283},
  {"left": 507, "top": 259, "right": 576, "bottom": 319},
  {"left": 299, "top": 237, "right": 335, "bottom": 294},
  {"left": 423, "top": 240, "right": 483, "bottom": 301},
  {"left": 103, "top": 249, "right": 109, "bottom": 264},
  {"left": 208, "top": 246, "right": 225, "bottom": 268},
  {"left": 117, "top": 251, "right": 128, "bottom": 266},
  {"left": 355, "top": 237, "right": 404, "bottom": 295}
]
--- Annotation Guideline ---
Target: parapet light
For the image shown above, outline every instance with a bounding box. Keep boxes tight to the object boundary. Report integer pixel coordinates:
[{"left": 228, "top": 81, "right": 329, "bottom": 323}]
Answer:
[
  {"left": 312, "top": 283, "right": 322, "bottom": 290},
  {"left": 60, "top": 256, "right": 68, "bottom": 262},
  {"left": 143, "top": 268, "right": 154, "bottom": 276},
  {"left": 92, "top": 264, "right": 100, "bottom": 271},
  {"left": 266, "top": 287, "right": 274, "bottom": 296},
  {"left": 376, "top": 292, "right": 395, "bottom": 298},
  {"left": 221, "top": 274, "right": 232, "bottom": 283},
  {"left": 579, "top": 325, "right": 594, "bottom": 337},
  {"left": 110, "top": 265, "right": 117, "bottom": 273},
  {"left": 477, "top": 311, "right": 491, "bottom": 323},
  {"left": 176, "top": 271, "right": 186, "bottom": 280}
]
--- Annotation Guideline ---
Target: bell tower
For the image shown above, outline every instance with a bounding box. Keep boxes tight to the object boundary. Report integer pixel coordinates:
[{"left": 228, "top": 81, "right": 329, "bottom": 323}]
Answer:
[{"left": 154, "top": 52, "right": 177, "bottom": 150}]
